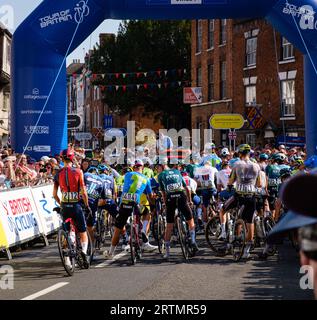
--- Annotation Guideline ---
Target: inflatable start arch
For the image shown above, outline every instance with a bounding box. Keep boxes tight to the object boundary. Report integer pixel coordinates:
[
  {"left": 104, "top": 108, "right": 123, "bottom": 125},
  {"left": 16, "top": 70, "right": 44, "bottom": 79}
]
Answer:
[{"left": 12, "top": 0, "right": 317, "bottom": 158}]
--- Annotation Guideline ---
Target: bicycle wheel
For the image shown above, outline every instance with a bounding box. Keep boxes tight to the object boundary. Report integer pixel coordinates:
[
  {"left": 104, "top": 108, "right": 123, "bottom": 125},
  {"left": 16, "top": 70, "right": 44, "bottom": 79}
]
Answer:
[
  {"left": 176, "top": 215, "right": 189, "bottom": 261},
  {"left": 130, "top": 222, "right": 137, "bottom": 265},
  {"left": 232, "top": 219, "right": 246, "bottom": 262},
  {"left": 87, "top": 231, "right": 94, "bottom": 265},
  {"left": 263, "top": 216, "right": 277, "bottom": 256},
  {"left": 205, "top": 216, "right": 227, "bottom": 256},
  {"left": 158, "top": 214, "right": 166, "bottom": 254},
  {"left": 57, "top": 229, "right": 75, "bottom": 276}
]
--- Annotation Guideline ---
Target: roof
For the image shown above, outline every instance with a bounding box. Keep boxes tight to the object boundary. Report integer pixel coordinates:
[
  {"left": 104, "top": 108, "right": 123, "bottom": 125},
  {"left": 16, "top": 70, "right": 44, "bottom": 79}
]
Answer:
[{"left": 66, "top": 62, "right": 85, "bottom": 76}]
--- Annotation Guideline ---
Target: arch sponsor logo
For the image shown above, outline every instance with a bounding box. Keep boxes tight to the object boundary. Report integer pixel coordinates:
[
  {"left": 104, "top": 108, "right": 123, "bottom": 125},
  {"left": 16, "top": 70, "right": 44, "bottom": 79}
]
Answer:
[
  {"left": 171, "top": 0, "right": 202, "bottom": 4},
  {"left": 283, "top": 3, "right": 317, "bottom": 31},
  {"left": 24, "top": 88, "right": 48, "bottom": 100},
  {"left": 39, "top": 0, "right": 90, "bottom": 29}
]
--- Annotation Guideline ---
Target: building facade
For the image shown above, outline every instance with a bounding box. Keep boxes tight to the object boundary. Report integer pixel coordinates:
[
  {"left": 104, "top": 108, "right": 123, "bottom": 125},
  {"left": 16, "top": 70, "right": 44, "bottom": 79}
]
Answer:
[
  {"left": 0, "top": 24, "right": 11, "bottom": 146},
  {"left": 191, "top": 19, "right": 305, "bottom": 149}
]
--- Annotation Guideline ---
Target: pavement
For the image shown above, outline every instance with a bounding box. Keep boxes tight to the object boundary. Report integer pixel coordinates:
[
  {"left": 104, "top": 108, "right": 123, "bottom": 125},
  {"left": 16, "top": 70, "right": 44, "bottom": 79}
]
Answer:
[{"left": 0, "top": 234, "right": 314, "bottom": 300}]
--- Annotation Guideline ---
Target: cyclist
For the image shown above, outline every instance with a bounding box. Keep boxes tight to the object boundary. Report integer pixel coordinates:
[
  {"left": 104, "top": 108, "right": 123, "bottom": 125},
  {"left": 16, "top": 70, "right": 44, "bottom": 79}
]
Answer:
[
  {"left": 225, "top": 144, "right": 262, "bottom": 259},
  {"left": 103, "top": 159, "right": 157, "bottom": 259},
  {"left": 201, "top": 143, "right": 222, "bottom": 170},
  {"left": 158, "top": 162, "right": 198, "bottom": 260},
  {"left": 266, "top": 153, "right": 290, "bottom": 219},
  {"left": 259, "top": 153, "right": 269, "bottom": 171},
  {"left": 194, "top": 160, "right": 218, "bottom": 224},
  {"left": 53, "top": 148, "right": 91, "bottom": 268}
]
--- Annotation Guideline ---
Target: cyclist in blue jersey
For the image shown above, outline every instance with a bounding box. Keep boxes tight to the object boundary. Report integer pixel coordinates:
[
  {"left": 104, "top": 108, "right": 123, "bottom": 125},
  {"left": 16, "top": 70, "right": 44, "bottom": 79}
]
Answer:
[
  {"left": 98, "top": 171, "right": 118, "bottom": 218},
  {"left": 104, "top": 159, "right": 157, "bottom": 259},
  {"left": 200, "top": 143, "right": 222, "bottom": 170},
  {"left": 83, "top": 170, "right": 105, "bottom": 242}
]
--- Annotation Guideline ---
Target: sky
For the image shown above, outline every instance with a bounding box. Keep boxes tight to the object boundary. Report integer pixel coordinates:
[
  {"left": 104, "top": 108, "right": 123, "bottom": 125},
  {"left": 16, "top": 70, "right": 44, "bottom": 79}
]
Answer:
[{"left": 2, "top": 0, "right": 121, "bottom": 65}]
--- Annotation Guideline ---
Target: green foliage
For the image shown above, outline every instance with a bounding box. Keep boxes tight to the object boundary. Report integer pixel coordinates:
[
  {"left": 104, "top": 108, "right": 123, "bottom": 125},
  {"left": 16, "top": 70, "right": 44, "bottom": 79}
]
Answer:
[{"left": 89, "top": 20, "right": 191, "bottom": 129}]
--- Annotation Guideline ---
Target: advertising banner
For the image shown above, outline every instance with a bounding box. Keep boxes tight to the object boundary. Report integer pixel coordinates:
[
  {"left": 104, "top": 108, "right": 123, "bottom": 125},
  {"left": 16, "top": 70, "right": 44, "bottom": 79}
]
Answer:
[
  {"left": 0, "top": 188, "right": 45, "bottom": 247},
  {"left": 30, "top": 184, "right": 62, "bottom": 235}
]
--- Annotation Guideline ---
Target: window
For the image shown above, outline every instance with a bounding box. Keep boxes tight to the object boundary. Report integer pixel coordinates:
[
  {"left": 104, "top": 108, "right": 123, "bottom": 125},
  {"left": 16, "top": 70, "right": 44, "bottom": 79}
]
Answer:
[
  {"left": 220, "top": 19, "right": 227, "bottom": 45},
  {"left": 3, "top": 92, "right": 9, "bottom": 111},
  {"left": 246, "top": 134, "right": 257, "bottom": 148},
  {"left": 196, "top": 67, "right": 202, "bottom": 87},
  {"left": 208, "top": 19, "right": 215, "bottom": 48},
  {"left": 282, "top": 37, "right": 294, "bottom": 60},
  {"left": 246, "top": 37, "right": 257, "bottom": 66},
  {"left": 220, "top": 61, "right": 226, "bottom": 99},
  {"left": 281, "top": 80, "right": 295, "bottom": 116},
  {"left": 245, "top": 85, "right": 256, "bottom": 105},
  {"left": 196, "top": 20, "right": 202, "bottom": 53},
  {"left": 208, "top": 64, "right": 214, "bottom": 101}
]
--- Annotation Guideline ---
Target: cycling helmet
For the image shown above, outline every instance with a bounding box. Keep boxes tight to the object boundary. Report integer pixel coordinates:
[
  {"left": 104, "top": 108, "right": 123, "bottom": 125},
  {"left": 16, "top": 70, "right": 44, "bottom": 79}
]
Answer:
[
  {"left": 237, "top": 144, "right": 251, "bottom": 153},
  {"left": 205, "top": 142, "right": 216, "bottom": 151},
  {"left": 87, "top": 166, "right": 99, "bottom": 174},
  {"left": 293, "top": 158, "right": 304, "bottom": 167},
  {"left": 280, "top": 167, "right": 292, "bottom": 178},
  {"left": 134, "top": 159, "right": 144, "bottom": 167},
  {"left": 259, "top": 153, "right": 269, "bottom": 161},
  {"left": 275, "top": 153, "right": 287, "bottom": 163},
  {"left": 221, "top": 148, "right": 230, "bottom": 157},
  {"left": 60, "top": 148, "right": 75, "bottom": 162},
  {"left": 98, "top": 164, "right": 110, "bottom": 173}
]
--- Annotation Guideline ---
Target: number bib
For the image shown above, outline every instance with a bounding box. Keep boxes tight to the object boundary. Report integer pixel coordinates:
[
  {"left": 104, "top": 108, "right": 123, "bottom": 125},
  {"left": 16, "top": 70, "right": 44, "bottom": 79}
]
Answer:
[{"left": 62, "top": 191, "right": 79, "bottom": 202}]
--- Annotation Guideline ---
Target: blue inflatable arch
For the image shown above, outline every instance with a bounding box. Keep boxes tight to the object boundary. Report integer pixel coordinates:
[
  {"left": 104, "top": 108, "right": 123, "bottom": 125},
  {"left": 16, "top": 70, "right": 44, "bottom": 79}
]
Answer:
[{"left": 12, "top": 0, "right": 317, "bottom": 158}]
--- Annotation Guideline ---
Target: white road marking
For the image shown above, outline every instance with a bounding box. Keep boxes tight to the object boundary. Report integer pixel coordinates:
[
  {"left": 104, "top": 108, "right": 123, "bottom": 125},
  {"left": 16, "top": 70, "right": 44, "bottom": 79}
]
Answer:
[
  {"left": 95, "top": 251, "right": 129, "bottom": 268},
  {"left": 21, "top": 282, "right": 69, "bottom": 300}
]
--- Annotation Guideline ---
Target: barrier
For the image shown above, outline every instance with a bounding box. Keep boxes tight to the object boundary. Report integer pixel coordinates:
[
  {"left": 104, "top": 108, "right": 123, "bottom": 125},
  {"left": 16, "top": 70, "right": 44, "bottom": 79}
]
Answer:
[
  {"left": 30, "top": 184, "right": 62, "bottom": 236},
  {"left": 0, "top": 184, "right": 62, "bottom": 260}
]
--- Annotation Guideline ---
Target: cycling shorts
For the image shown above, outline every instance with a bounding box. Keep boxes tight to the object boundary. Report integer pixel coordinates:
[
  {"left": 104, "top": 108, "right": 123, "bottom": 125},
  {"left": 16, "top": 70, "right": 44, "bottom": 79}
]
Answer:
[
  {"left": 115, "top": 202, "right": 141, "bottom": 230},
  {"left": 61, "top": 202, "right": 87, "bottom": 233},
  {"left": 223, "top": 194, "right": 256, "bottom": 224},
  {"left": 197, "top": 188, "right": 217, "bottom": 208},
  {"left": 166, "top": 191, "right": 193, "bottom": 224}
]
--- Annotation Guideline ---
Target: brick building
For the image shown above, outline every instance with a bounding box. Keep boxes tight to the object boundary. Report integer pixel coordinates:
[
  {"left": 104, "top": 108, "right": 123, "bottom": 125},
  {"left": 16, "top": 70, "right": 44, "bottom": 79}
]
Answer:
[
  {"left": 191, "top": 19, "right": 305, "bottom": 149},
  {"left": 0, "top": 23, "right": 11, "bottom": 146}
]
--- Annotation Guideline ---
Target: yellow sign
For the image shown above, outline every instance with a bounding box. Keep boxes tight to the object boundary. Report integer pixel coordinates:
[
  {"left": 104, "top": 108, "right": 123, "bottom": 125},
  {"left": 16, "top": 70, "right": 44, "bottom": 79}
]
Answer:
[
  {"left": 0, "top": 218, "right": 8, "bottom": 249},
  {"left": 209, "top": 114, "right": 245, "bottom": 130}
]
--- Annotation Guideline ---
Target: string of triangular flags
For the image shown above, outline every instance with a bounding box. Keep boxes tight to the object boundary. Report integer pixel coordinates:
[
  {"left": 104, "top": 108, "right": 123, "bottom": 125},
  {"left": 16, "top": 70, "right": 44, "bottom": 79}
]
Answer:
[
  {"left": 94, "top": 80, "right": 191, "bottom": 92},
  {"left": 71, "top": 68, "right": 187, "bottom": 83}
]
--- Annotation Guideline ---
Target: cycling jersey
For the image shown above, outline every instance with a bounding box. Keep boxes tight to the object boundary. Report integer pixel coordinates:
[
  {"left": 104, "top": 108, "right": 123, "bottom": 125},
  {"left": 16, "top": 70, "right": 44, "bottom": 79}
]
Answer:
[
  {"left": 143, "top": 167, "right": 154, "bottom": 179},
  {"left": 194, "top": 164, "right": 218, "bottom": 190},
  {"left": 99, "top": 174, "right": 115, "bottom": 199},
  {"left": 183, "top": 175, "right": 198, "bottom": 194},
  {"left": 201, "top": 153, "right": 222, "bottom": 170},
  {"left": 121, "top": 172, "right": 152, "bottom": 204},
  {"left": 54, "top": 167, "right": 85, "bottom": 203},
  {"left": 265, "top": 164, "right": 290, "bottom": 188},
  {"left": 84, "top": 172, "right": 104, "bottom": 208},
  {"left": 230, "top": 159, "right": 261, "bottom": 195},
  {"left": 158, "top": 169, "right": 187, "bottom": 195},
  {"left": 216, "top": 167, "right": 232, "bottom": 189}
]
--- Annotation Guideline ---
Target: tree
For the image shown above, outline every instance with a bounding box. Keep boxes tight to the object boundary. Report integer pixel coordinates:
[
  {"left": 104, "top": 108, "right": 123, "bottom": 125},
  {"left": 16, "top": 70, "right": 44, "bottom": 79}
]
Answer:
[{"left": 89, "top": 20, "right": 191, "bottom": 129}]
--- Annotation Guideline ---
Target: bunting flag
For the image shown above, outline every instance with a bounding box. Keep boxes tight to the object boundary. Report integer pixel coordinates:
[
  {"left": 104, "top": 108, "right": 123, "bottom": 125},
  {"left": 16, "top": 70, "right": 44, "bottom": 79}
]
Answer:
[
  {"left": 76, "top": 68, "right": 188, "bottom": 81},
  {"left": 96, "top": 80, "right": 190, "bottom": 92}
]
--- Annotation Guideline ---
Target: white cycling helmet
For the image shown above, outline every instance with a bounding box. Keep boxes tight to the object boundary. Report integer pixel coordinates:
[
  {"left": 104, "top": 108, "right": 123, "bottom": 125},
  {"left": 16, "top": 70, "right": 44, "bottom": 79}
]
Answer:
[{"left": 221, "top": 148, "right": 230, "bottom": 157}]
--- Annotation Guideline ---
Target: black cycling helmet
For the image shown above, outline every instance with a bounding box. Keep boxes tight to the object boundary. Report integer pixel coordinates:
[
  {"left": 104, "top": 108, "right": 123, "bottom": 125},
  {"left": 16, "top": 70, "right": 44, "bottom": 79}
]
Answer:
[
  {"left": 280, "top": 167, "right": 291, "bottom": 178},
  {"left": 275, "top": 153, "right": 287, "bottom": 164}
]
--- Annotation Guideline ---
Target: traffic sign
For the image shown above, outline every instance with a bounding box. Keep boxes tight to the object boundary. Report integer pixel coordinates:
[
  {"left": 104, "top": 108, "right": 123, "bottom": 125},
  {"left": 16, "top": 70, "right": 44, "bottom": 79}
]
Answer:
[
  {"left": 105, "top": 128, "right": 127, "bottom": 139},
  {"left": 228, "top": 131, "right": 237, "bottom": 140},
  {"left": 74, "top": 132, "right": 92, "bottom": 141},
  {"left": 67, "top": 114, "right": 82, "bottom": 129},
  {"left": 209, "top": 114, "right": 245, "bottom": 130}
]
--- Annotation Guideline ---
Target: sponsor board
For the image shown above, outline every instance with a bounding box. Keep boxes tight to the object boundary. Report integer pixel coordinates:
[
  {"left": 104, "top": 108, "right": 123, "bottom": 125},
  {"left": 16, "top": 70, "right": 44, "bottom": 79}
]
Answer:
[
  {"left": 183, "top": 87, "right": 202, "bottom": 104},
  {"left": 0, "top": 188, "right": 45, "bottom": 247},
  {"left": 30, "top": 185, "right": 62, "bottom": 235}
]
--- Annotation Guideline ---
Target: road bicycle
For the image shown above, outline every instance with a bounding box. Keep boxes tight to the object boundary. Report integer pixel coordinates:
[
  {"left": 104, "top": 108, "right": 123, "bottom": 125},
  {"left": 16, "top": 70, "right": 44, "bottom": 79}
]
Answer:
[
  {"left": 151, "top": 191, "right": 167, "bottom": 254},
  {"left": 94, "top": 208, "right": 108, "bottom": 251},
  {"left": 127, "top": 203, "right": 144, "bottom": 265},
  {"left": 174, "top": 196, "right": 196, "bottom": 261},
  {"left": 205, "top": 203, "right": 246, "bottom": 262},
  {"left": 54, "top": 207, "right": 93, "bottom": 276}
]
